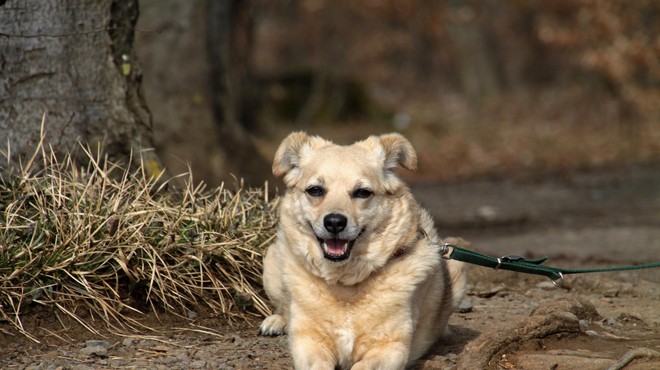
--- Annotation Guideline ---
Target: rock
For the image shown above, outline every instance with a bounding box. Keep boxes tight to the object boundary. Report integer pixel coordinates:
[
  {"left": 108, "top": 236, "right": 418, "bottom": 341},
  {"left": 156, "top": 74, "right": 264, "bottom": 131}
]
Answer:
[
  {"left": 476, "top": 284, "right": 505, "bottom": 298},
  {"left": 536, "top": 281, "right": 557, "bottom": 290},
  {"left": 80, "top": 345, "right": 107, "bottom": 357},
  {"left": 80, "top": 340, "right": 111, "bottom": 357},
  {"left": 602, "top": 317, "right": 617, "bottom": 326},
  {"left": 186, "top": 310, "right": 199, "bottom": 319},
  {"left": 84, "top": 340, "right": 111, "bottom": 349},
  {"left": 139, "top": 339, "right": 161, "bottom": 347},
  {"left": 584, "top": 330, "right": 603, "bottom": 338},
  {"left": 125, "top": 361, "right": 149, "bottom": 367},
  {"left": 72, "top": 365, "right": 96, "bottom": 370},
  {"left": 176, "top": 353, "right": 190, "bottom": 362},
  {"left": 603, "top": 288, "right": 619, "bottom": 298},
  {"left": 189, "top": 360, "right": 207, "bottom": 368},
  {"left": 457, "top": 299, "right": 473, "bottom": 313}
]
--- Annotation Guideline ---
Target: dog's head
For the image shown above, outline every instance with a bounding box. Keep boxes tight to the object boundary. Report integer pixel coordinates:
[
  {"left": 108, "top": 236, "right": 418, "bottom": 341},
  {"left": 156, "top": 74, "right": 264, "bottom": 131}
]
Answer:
[{"left": 273, "top": 132, "right": 419, "bottom": 282}]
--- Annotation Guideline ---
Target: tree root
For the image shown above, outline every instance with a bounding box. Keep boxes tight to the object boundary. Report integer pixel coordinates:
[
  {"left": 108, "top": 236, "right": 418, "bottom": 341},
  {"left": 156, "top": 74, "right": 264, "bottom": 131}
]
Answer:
[
  {"left": 605, "top": 347, "right": 660, "bottom": 370},
  {"left": 457, "top": 297, "right": 600, "bottom": 369}
]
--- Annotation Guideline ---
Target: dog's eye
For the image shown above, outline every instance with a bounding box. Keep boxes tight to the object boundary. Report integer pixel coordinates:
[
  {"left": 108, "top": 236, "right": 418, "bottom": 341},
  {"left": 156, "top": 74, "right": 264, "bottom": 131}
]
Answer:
[
  {"left": 305, "top": 186, "right": 326, "bottom": 197},
  {"left": 352, "top": 188, "right": 373, "bottom": 199}
]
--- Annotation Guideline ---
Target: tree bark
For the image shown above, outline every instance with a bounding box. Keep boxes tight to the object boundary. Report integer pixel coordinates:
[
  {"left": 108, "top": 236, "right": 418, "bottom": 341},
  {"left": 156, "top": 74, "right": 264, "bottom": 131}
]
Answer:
[
  {"left": 0, "top": 0, "right": 161, "bottom": 175},
  {"left": 207, "top": 0, "right": 271, "bottom": 186},
  {"left": 447, "top": 0, "right": 501, "bottom": 109}
]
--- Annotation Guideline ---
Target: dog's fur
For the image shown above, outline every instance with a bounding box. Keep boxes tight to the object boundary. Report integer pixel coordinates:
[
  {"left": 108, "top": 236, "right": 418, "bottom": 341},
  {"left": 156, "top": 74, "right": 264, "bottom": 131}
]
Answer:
[{"left": 260, "top": 132, "right": 466, "bottom": 370}]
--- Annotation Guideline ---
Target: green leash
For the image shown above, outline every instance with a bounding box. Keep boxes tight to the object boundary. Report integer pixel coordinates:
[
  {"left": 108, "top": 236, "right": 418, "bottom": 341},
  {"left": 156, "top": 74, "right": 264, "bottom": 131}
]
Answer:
[{"left": 439, "top": 243, "right": 660, "bottom": 286}]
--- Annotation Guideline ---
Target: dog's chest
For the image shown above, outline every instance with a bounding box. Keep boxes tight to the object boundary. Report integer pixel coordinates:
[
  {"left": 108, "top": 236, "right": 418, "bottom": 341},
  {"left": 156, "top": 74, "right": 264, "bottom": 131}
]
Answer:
[
  {"left": 295, "top": 278, "right": 412, "bottom": 347},
  {"left": 334, "top": 326, "right": 356, "bottom": 367}
]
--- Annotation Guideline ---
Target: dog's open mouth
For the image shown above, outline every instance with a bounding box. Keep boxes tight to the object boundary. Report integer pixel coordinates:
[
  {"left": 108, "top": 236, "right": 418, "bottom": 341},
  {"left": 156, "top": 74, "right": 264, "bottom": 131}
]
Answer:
[{"left": 317, "top": 237, "right": 356, "bottom": 262}]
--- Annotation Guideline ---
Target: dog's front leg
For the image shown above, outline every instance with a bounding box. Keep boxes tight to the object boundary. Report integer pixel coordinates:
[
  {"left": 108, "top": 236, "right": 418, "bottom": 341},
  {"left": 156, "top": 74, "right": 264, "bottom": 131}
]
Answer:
[
  {"left": 350, "top": 342, "right": 409, "bottom": 370},
  {"left": 289, "top": 316, "right": 336, "bottom": 370},
  {"left": 290, "top": 333, "right": 336, "bottom": 370}
]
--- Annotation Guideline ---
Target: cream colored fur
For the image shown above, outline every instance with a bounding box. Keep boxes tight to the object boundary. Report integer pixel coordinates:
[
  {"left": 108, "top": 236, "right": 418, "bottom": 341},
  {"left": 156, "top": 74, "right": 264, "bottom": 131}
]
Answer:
[{"left": 260, "top": 132, "right": 466, "bottom": 370}]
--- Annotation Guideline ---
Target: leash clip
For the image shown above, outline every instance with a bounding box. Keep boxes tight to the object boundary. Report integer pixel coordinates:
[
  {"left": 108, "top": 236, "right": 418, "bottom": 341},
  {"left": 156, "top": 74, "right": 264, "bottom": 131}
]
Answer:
[
  {"left": 551, "top": 272, "right": 564, "bottom": 287},
  {"left": 438, "top": 242, "right": 454, "bottom": 259}
]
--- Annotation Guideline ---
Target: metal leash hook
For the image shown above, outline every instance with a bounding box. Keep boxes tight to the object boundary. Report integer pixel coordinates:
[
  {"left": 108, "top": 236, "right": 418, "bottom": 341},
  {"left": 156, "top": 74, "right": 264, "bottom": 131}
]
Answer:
[
  {"left": 551, "top": 272, "right": 564, "bottom": 287},
  {"left": 439, "top": 242, "right": 454, "bottom": 260}
]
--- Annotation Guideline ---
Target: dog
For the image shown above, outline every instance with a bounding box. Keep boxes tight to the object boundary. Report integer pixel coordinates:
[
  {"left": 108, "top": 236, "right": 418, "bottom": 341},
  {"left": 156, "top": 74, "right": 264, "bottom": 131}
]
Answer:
[{"left": 259, "top": 132, "right": 466, "bottom": 369}]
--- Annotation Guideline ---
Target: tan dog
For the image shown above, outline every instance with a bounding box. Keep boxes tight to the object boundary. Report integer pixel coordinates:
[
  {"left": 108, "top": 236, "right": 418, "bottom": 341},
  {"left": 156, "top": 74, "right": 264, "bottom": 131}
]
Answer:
[{"left": 260, "top": 132, "right": 466, "bottom": 370}]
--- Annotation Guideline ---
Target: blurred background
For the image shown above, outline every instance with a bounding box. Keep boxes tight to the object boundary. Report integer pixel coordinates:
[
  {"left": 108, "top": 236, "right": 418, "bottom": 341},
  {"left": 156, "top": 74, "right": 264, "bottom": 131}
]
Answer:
[{"left": 136, "top": 0, "right": 660, "bottom": 187}]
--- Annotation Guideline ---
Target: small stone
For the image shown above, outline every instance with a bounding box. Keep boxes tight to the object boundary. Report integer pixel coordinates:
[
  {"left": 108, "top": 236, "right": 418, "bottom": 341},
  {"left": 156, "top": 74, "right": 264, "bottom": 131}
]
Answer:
[
  {"left": 186, "top": 310, "right": 199, "bottom": 319},
  {"left": 122, "top": 338, "right": 134, "bottom": 347},
  {"left": 578, "top": 319, "right": 590, "bottom": 331},
  {"left": 190, "top": 360, "right": 207, "bottom": 369},
  {"left": 139, "top": 339, "right": 160, "bottom": 347},
  {"left": 476, "top": 284, "right": 505, "bottom": 298},
  {"left": 603, "top": 317, "right": 617, "bottom": 326},
  {"left": 163, "top": 356, "right": 178, "bottom": 364},
  {"left": 176, "top": 353, "right": 190, "bottom": 362},
  {"left": 457, "top": 299, "right": 473, "bottom": 313},
  {"left": 72, "top": 366, "right": 96, "bottom": 370},
  {"left": 584, "top": 330, "right": 602, "bottom": 338},
  {"left": 80, "top": 345, "right": 108, "bottom": 357},
  {"left": 603, "top": 288, "right": 619, "bottom": 298},
  {"left": 80, "top": 340, "right": 111, "bottom": 357},
  {"left": 126, "top": 361, "right": 149, "bottom": 367},
  {"left": 536, "top": 281, "right": 557, "bottom": 290},
  {"left": 84, "top": 340, "right": 111, "bottom": 349}
]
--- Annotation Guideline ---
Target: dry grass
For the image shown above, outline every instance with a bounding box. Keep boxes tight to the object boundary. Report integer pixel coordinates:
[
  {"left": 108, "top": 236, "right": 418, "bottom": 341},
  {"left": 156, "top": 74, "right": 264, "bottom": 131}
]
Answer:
[{"left": 0, "top": 132, "right": 277, "bottom": 342}]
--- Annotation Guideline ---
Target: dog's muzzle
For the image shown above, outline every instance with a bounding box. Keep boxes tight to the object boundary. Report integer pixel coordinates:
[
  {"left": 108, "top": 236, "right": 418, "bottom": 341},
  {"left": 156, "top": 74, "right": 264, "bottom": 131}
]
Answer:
[{"left": 315, "top": 213, "right": 362, "bottom": 262}]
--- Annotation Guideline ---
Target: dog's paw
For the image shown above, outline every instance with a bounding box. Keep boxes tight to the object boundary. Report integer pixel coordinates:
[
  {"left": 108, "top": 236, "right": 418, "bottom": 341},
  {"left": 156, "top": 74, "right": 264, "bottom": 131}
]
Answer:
[{"left": 259, "top": 314, "right": 287, "bottom": 336}]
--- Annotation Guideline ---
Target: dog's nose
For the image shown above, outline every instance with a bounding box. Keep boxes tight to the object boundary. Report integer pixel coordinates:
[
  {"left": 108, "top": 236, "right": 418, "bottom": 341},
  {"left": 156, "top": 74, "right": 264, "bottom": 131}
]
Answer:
[{"left": 324, "top": 213, "right": 347, "bottom": 234}]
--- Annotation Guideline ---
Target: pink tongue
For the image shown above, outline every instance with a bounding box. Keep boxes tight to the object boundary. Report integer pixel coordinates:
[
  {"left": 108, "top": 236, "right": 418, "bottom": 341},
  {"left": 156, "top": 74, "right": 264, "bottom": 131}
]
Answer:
[{"left": 325, "top": 239, "right": 348, "bottom": 255}]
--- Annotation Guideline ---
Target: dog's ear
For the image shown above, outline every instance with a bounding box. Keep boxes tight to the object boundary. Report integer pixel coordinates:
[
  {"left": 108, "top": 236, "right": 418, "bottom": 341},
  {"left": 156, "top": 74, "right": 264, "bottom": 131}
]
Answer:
[
  {"left": 377, "top": 133, "right": 418, "bottom": 171},
  {"left": 272, "top": 131, "right": 310, "bottom": 178}
]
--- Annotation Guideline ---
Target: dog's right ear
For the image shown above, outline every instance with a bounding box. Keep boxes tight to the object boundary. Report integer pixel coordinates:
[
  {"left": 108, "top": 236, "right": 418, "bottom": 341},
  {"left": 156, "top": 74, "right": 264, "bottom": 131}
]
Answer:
[{"left": 272, "top": 131, "right": 311, "bottom": 182}]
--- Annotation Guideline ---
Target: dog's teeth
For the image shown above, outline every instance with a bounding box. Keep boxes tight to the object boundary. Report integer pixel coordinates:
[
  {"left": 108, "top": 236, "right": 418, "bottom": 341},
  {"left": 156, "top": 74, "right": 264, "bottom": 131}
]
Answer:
[{"left": 324, "top": 239, "right": 348, "bottom": 255}]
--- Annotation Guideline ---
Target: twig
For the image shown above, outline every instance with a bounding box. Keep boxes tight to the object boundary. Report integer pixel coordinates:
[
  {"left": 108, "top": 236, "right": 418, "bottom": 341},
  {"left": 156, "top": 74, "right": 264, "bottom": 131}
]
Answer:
[{"left": 606, "top": 348, "right": 660, "bottom": 370}]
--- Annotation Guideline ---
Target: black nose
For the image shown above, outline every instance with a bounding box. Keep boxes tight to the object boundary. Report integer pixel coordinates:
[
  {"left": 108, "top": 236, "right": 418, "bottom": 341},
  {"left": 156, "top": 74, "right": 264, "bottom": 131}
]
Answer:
[{"left": 324, "top": 213, "right": 347, "bottom": 234}]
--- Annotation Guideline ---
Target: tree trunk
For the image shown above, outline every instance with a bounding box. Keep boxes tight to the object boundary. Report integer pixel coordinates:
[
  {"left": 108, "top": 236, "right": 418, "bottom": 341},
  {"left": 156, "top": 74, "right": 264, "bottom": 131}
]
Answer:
[
  {"left": 447, "top": 0, "right": 501, "bottom": 109},
  {"left": 207, "top": 0, "right": 272, "bottom": 186},
  {"left": 0, "top": 0, "right": 161, "bottom": 175}
]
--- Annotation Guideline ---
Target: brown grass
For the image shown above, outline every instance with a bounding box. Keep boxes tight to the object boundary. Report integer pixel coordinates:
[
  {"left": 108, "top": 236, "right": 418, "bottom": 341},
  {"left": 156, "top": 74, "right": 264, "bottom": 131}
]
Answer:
[{"left": 0, "top": 131, "right": 277, "bottom": 342}]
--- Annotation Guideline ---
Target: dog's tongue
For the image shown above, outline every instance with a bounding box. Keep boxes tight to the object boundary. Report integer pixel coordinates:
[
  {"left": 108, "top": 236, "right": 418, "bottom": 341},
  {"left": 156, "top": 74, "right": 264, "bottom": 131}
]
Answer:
[{"left": 324, "top": 238, "right": 349, "bottom": 255}]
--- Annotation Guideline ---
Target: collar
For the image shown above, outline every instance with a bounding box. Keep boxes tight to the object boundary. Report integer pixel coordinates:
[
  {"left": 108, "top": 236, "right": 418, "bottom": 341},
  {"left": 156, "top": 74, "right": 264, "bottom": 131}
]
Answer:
[{"left": 392, "top": 228, "right": 428, "bottom": 258}]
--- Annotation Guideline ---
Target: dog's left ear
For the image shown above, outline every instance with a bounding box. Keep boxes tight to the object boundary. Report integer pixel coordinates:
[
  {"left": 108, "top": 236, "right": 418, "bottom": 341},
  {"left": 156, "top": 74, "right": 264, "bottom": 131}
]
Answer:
[{"left": 377, "top": 133, "right": 418, "bottom": 171}]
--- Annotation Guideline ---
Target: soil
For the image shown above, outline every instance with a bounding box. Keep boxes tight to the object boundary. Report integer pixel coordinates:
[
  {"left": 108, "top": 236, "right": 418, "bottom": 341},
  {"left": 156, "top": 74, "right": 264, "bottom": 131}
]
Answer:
[{"left": 2, "top": 164, "right": 659, "bottom": 369}]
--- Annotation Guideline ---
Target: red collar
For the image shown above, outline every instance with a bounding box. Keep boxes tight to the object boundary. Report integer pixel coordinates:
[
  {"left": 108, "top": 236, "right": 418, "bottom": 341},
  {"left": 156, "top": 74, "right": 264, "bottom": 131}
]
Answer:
[
  {"left": 392, "top": 247, "right": 406, "bottom": 258},
  {"left": 392, "top": 228, "right": 428, "bottom": 258}
]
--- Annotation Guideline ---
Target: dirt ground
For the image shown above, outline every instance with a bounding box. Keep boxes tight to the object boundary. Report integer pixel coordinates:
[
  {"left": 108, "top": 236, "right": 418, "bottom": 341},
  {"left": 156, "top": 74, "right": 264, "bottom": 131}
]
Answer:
[{"left": 1, "top": 164, "right": 659, "bottom": 369}]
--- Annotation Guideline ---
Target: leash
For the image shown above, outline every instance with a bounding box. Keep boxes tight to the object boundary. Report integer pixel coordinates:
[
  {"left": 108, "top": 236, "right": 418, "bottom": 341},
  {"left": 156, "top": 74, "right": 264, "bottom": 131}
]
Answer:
[{"left": 438, "top": 243, "right": 660, "bottom": 286}]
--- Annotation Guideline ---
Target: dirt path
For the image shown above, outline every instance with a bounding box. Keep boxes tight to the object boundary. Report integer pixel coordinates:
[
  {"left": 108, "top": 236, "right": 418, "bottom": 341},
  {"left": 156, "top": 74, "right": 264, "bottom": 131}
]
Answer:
[{"left": 2, "top": 165, "right": 659, "bottom": 369}]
